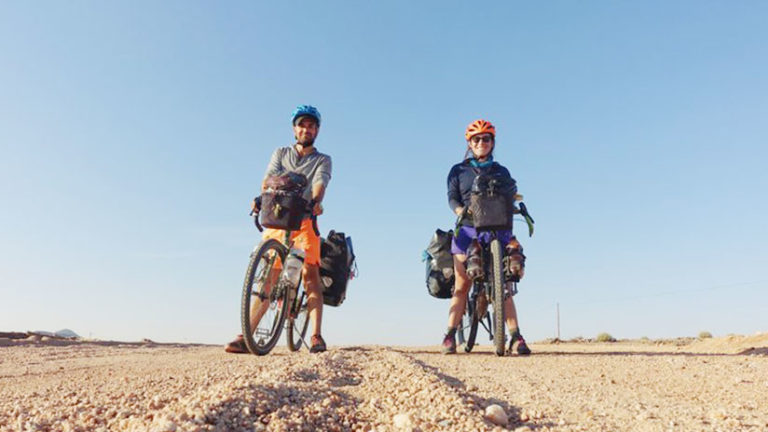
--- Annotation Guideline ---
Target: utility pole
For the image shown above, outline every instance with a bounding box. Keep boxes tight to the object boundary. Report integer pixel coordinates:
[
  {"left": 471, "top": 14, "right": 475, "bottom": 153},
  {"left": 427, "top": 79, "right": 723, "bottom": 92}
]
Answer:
[{"left": 556, "top": 302, "right": 560, "bottom": 340}]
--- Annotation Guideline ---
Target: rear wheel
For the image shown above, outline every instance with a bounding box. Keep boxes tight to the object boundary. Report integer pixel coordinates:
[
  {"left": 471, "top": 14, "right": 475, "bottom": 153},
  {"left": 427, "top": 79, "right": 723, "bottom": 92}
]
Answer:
[
  {"left": 490, "top": 239, "right": 506, "bottom": 356},
  {"left": 241, "top": 239, "right": 290, "bottom": 356},
  {"left": 286, "top": 290, "right": 310, "bottom": 351}
]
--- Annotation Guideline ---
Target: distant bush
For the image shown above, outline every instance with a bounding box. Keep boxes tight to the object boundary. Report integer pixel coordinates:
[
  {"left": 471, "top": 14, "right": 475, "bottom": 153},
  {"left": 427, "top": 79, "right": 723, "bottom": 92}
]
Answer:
[
  {"left": 698, "top": 331, "right": 713, "bottom": 339},
  {"left": 596, "top": 332, "right": 616, "bottom": 342},
  {"left": 640, "top": 336, "right": 650, "bottom": 342}
]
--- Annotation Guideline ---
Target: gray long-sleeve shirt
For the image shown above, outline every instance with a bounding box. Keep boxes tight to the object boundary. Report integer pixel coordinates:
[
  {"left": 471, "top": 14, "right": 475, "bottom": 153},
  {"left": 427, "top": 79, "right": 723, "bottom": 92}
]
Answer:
[{"left": 264, "top": 146, "right": 332, "bottom": 202}]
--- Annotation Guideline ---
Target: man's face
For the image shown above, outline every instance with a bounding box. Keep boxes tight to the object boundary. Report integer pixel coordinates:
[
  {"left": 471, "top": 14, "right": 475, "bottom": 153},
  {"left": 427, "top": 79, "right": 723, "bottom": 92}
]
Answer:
[
  {"left": 293, "top": 116, "right": 319, "bottom": 146},
  {"left": 468, "top": 133, "right": 494, "bottom": 158}
]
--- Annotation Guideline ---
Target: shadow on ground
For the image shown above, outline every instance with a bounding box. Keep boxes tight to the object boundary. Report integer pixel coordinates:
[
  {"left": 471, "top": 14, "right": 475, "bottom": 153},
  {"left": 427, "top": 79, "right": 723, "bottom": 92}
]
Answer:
[{"left": 403, "top": 353, "right": 556, "bottom": 430}]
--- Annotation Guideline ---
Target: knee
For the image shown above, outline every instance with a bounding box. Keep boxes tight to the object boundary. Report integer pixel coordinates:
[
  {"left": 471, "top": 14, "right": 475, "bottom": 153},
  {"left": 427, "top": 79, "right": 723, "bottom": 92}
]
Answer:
[
  {"left": 453, "top": 282, "right": 470, "bottom": 297},
  {"left": 302, "top": 264, "right": 320, "bottom": 287},
  {"left": 453, "top": 272, "right": 471, "bottom": 297},
  {"left": 454, "top": 260, "right": 469, "bottom": 283}
]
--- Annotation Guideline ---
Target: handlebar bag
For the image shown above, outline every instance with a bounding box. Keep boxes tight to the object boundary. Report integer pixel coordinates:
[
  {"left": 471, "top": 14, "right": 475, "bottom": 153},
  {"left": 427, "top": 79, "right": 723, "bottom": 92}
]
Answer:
[
  {"left": 469, "top": 173, "right": 512, "bottom": 231},
  {"left": 469, "top": 193, "right": 510, "bottom": 231},
  {"left": 260, "top": 192, "right": 307, "bottom": 230},
  {"left": 260, "top": 173, "right": 309, "bottom": 230}
]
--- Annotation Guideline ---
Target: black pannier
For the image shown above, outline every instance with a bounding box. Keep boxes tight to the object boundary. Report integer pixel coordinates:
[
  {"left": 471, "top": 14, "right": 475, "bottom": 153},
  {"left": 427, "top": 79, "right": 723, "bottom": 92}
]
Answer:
[
  {"left": 259, "top": 173, "right": 309, "bottom": 231},
  {"left": 424, "top": 229, "right": 455, "bottom": 299},
  {"left": 320, "top": 230, "right": 356, "bottom": 307},
  {"left": 468, "top": 173, "right": 511, "bottom": 231}
]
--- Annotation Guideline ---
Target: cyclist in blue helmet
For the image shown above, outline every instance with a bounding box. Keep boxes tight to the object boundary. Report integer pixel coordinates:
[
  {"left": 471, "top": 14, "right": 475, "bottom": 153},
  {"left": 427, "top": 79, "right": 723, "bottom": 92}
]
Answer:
[
  {"left": 291, "top": 105, "right": 322, "bottom": 127},
  {"left": 226, "top": 105, "right": 332, "bottom": 354}
]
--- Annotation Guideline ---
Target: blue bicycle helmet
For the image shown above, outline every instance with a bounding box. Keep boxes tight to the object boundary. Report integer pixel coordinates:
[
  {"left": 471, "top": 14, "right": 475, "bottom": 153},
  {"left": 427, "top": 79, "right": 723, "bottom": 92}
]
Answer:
[{"left": 291, "top": 105, "right": 322, "bottom": 126}]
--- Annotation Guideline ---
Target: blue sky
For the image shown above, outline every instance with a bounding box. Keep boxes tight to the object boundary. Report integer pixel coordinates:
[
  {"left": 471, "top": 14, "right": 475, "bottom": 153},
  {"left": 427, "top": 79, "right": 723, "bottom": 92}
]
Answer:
[{"left": 1, "top": 2, "right": 766, "bottom": 345}]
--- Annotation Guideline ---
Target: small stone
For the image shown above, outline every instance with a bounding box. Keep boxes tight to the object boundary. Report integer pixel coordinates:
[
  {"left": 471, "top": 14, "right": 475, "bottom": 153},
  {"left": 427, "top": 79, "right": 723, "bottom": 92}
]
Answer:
[
  {"left": 484, "top": 405, "right": 508, "bottom": 426},
  {"left": 393, "top": 413, "right": 412, "bottom": 429},
  {"left": 151, "top": 420, "right": 177, "bottom": 432}
]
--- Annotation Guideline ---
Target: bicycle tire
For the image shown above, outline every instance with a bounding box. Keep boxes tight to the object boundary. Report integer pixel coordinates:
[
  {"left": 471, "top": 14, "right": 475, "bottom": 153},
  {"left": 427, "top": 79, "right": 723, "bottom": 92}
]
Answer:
[
  {"left": 490, "top": 238, "right": 506, "bottom": 356},
  {"left": 241, "top": 239, "right": 290, "bottom": 356},
  {"left": 464, "top": 303, "right": 480, "bottom": 353},
  {"left": 286, "top": 291, "right": 310, "bottom": 351}
]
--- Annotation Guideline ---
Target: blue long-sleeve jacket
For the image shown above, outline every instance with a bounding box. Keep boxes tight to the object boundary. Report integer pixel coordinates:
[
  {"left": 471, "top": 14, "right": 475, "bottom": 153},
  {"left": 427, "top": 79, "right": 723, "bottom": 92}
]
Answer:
[{"left": 447, "top": 160, "right": 518, "bottom": 224}]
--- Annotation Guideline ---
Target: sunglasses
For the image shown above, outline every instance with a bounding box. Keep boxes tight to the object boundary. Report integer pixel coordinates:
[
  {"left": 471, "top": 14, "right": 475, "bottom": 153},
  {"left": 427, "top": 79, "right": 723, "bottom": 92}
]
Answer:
[{"left": 470, "top": 135, "right": 493, "bottom": 144}]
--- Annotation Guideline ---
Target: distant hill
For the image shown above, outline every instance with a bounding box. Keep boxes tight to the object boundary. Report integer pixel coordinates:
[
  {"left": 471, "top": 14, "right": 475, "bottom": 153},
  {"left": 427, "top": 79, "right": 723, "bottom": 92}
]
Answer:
[
  {"left": 31, "top": 329, "right": 80, "bottom": 339},
  {"left": 55, "top": 329, "right": 79, "bottom": 338}
]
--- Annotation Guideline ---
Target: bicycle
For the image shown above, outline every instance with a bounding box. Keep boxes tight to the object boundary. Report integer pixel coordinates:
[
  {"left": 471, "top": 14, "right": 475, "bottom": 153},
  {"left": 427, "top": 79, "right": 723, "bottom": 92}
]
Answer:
[
  {"left": 456, "top": 193, "right": 535, "bottom": 356},
  {"left": 240, "top": 197, "right": 317, "bottom": 355}
]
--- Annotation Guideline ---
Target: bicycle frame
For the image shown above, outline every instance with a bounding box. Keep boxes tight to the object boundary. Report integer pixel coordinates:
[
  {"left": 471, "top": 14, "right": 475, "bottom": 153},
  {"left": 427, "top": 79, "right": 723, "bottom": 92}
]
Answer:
[{"left": 242, "top": 198, "right": 319, "bottom": 354}]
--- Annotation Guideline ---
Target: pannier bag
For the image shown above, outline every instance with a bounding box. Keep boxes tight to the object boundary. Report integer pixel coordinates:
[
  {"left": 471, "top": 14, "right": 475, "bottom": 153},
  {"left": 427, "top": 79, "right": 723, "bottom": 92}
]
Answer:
[
  {"left": 424, "top": 229, "right": 455, "bottom": 299},
  {"left": 260, "top": 173, "right": 309, "bottom": 231},
  {"left": 469, "top": 173, "right": 511, "bottom": 231},
  {"left": 320, "top": 230, "right": 357, "bottom": 307}
]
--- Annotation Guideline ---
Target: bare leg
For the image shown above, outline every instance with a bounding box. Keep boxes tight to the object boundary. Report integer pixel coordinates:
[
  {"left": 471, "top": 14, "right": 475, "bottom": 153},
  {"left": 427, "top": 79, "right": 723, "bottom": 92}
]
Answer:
[
  {"left": 447, "top": 254, "right": 471, "bottom": 329},
  {"left": 249, "top": 264, "right": 280, "bottom": 331},
  {"left": 303, "top": 263, "right": 323, "bottom": 336},
  {"left": 504, "top": 295, "right": 519, "bottom": 333}
]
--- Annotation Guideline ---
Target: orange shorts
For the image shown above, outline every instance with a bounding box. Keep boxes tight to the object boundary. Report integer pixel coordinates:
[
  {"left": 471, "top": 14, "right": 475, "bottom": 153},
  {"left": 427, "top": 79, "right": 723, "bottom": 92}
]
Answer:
[{"left": 262, "top": 218, "right": 321, "bottom": 265}]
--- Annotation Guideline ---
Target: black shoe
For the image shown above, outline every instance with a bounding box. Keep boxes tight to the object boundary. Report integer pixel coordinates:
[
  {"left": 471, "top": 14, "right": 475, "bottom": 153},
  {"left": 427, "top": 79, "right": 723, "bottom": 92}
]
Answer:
[
  {"left": 225, "top": 335, "right": 248, "bottom": 354},
  {"left": 310, "top": 335, "right": 327, "bottom": 353},
  {"left": 508, "top": 334, "right": 531, "bottom": 356},
  {"left": 441, "top": 333, "right": 457, "bottom": 354}
]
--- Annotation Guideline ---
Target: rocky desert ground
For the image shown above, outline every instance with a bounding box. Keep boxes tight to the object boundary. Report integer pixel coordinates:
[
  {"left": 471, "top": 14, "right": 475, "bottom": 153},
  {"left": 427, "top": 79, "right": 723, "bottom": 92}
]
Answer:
[{"left": 1, "top": 333, "right": 767, "bottom": 432}]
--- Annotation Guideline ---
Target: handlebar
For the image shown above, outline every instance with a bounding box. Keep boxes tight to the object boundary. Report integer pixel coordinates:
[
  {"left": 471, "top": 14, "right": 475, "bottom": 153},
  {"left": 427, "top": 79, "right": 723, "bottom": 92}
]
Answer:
[
  {"left": 518, "top": 202, "right": 535, "bottom": 237},
  {"left": 454, "top": 207, "right": 469, "bottom": 237},
  {"left": 453, "top": 198, "right": 536, "bottom": 237}
]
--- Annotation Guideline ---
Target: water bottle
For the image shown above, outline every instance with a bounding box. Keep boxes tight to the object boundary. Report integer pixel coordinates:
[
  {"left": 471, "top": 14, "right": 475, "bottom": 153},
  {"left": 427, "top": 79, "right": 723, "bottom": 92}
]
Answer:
[{"left": 282, "top": 249, "right": 305, "bottom": 289}]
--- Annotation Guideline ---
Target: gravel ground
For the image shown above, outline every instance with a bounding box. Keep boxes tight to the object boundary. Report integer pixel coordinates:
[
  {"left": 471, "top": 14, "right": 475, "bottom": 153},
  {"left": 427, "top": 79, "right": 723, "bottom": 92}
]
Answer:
[{"left": 1, "top": 335, "right": 766, "bottom": 431}]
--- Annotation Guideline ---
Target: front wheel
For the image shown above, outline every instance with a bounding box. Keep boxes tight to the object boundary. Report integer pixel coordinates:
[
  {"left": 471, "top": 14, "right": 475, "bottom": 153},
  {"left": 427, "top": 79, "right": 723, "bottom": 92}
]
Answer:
[
  {"left": 464, "top": 290, "right": 481, "bottom": 353},
  {"left": 490, "top": 239, "right": 506, "bottom": 356},
  {"left": 286, "top": 290, "right": 310, "bottom": 351},
  {"left": 241, "top": 239, "right": 290, "bottom": 356}
]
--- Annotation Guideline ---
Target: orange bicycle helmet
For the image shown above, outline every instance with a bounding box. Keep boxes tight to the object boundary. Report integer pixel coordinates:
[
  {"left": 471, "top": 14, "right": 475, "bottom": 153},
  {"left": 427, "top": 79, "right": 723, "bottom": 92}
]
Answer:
[{"left": 465, "top": 119, "right": 496, "bottom": 141}]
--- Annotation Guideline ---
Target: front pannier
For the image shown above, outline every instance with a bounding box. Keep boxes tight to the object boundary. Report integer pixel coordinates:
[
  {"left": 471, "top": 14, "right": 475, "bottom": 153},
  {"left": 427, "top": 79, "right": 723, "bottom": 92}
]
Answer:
[
  {"left": 424, "top": 229, "right": 455, "bottom": 299},
  {"left": 259, "top": 173, "right": 308, "bottom": 231}
]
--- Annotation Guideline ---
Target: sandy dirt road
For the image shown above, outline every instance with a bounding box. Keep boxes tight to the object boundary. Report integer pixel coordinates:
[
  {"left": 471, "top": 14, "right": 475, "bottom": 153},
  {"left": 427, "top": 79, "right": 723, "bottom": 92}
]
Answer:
[{"left": 1, "top": 335, "right": 767, "bottom": 431}]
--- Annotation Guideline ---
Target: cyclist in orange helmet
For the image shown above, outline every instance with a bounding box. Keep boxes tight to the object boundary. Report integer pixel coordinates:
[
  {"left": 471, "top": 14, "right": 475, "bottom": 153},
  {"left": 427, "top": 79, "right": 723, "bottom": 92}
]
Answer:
[{"left": 442, "top": 119, "right": 531, "bottom": 355}]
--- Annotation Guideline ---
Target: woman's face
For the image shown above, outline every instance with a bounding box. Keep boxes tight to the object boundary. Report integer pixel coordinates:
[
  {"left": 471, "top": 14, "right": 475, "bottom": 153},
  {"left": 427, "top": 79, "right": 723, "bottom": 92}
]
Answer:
[{"left": 468, "top": 133, "right": 494, "bottom": 159}]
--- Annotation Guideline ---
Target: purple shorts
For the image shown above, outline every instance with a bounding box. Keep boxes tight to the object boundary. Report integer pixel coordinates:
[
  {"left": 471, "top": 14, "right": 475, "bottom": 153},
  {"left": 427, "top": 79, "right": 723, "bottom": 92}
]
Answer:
[{"left": 451, "top": 225, "right": 513, "bottom": 255}]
